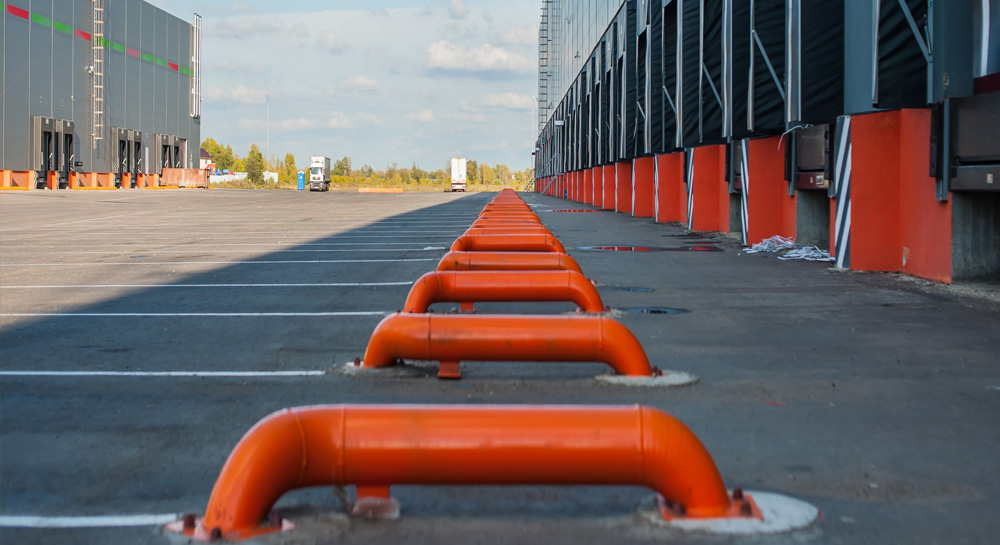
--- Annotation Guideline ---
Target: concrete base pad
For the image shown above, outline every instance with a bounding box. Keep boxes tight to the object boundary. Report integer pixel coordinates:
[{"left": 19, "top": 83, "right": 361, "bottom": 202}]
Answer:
[
  {"left": 639, "top": 491, "right": 818, "bottom": 535},
  {"left": 594, "top": 371, "right": 699, "bottom": 387}
]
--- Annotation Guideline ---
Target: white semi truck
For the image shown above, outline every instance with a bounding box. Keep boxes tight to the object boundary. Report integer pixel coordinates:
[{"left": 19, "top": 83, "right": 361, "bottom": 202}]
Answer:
[
  {"left": 451, "top": 157, "right": 467, "bottom": 192},
  {"left": 309, "top": 156, "right": 331, "bottom": 191}
]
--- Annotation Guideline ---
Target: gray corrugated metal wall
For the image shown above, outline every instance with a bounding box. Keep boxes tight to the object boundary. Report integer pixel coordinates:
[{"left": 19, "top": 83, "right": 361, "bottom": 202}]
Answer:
[{"left": 1, "top": 0, "right": 200, "bottom": 174}]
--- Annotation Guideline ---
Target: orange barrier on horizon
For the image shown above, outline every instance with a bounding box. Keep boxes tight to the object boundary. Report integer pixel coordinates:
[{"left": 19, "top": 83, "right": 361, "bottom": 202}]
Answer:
[
  {"left": 435, "top": 251, "right": 584, "bottom": 273},
  {"left": 402, "top": 270, "right": 605, "bottom": 313},
  {"left": 362, "top": 312, "right": 652, "bottom": 378},
  {"left": 170, "top": 404, "right": 752, "bottom": 541}
]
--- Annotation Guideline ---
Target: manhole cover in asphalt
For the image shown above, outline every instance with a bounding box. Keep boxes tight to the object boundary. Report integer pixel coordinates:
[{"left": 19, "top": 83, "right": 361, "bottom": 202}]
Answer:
[
  {"left": 618, "top": 307, "right": 690, "bottom": 315},
  {"left": 575, "top": 245, "right": 723, "bottom": 252}
]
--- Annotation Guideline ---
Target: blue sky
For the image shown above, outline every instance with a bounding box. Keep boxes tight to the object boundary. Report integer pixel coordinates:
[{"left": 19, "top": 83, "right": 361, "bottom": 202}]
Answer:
[{"left": 154, "top": 0, "right": 539, "bottom": 172}]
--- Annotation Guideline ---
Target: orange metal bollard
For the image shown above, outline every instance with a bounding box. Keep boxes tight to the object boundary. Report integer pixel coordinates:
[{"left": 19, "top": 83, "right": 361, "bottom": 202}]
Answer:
[
  {"left": 436, "top": 251, "right": 584, "bottom": 273},
  {"left": 478, "top": 213, "right": 540, "bottom": 222},
  {"left": 362, "top": 313, "right": 652, "bottom": 377},
  {"left": 403, "top": 270, "right": 604, "bottom": 313},
  {"left": 450, "top": 234, "right": 566, "bottom": 254},
  {"left": 463, "top": 227, "right": 554, "bottom": 237},
  {"left": 172, "top": 404, "right": 749, "bottom": 541}
]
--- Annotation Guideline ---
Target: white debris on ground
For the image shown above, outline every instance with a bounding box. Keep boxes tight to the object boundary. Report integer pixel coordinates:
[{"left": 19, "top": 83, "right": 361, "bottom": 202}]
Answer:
[{"left": 743, "top": 235, "right": 834, "bottom": 262}]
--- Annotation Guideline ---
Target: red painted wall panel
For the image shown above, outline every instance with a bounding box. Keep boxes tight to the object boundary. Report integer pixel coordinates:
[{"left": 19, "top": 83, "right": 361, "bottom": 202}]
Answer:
[
  {"left": 633, "top": 157, "right": 655, "bottom": 217},
  {"left": 689, "top": 145, "right": 727, "bottom": 232},
  {"left": 745, "top": 136, "right": 796, "bottom": 244},
  {"left": 655, "top": 153, "right": 685, "bottom": 223},
  {"left": 603, "top": 165, "right": 616, "bottom": 210},
  {"left": 616, "top": 161, "right": 633, "bottom": 214}
]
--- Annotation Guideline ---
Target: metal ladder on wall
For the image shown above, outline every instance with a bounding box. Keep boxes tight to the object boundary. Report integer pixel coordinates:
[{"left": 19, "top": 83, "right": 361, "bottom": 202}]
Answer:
[
  {"left": 538, "top": 0, "right": 551, "bottom": 133},
  {"left": 92, "top": 0, "right": 105, "bottom": 147}
]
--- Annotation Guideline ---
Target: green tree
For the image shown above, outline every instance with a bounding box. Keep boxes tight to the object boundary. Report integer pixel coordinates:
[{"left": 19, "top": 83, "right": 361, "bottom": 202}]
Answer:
[
  {"left": 333, "top": 156, "right": 352, "bottom": 176},
  {"left": 411, "top": 161, "right": 427, "bottom": 182},
  {"left": 495, "top": 164, "right": 512, "bottom": 186},
  {"left": 245, "top": 144, "right": 265, "bottom": 186},
  {"left": 201, "top": 137, "right": 235, "bottom": 172},
  {"left": 467, "top": 159, "right": 479, "bottom": 183},
  {"left": 360, "top": 164, "right": 374, "bottom": 178}
]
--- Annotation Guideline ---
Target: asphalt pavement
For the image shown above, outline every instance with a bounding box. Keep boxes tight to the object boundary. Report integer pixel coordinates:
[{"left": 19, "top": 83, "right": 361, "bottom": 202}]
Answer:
[{"left": 1, "top": 188, "right": 998, "bottom": 545}]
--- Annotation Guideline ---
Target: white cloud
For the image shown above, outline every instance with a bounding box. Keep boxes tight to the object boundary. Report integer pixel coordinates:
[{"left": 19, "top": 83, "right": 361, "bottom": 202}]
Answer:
[
  {"left": 426, "top": 41, "right": 533, "bottom": 74},
  {"left": 213, "top": 18, "right": 282, "bottom": 39},
  {"left": 289, "top": 22, "right": 309, "bottom": 38},
  {"left": 205, "top": 85, "right": 268, "bottom": 105},
  {"left": 406, "top": 110, "right": 435, "bottom": 122},
  {"left": 354, "top": 112, "right": 382, "bottom": 126},
  {"left": 343, "top": 75, "right": 380, "bottom": 92},
  {"left": 326, "top": 112, "right": 353, "bottom": 128},
  {"left": 482, "top": 92, "right": 534, "bottom": 110},
  {"left": 500, "top": 26, "right": 537, "bottom": 47},
  {"left": 231, "top": 2, "right": 252, "bottom": 14},
  {"left": 448, "top": 0, "right": 468, "bottom": 19},
  {"left": 319, "top": 31, "right": 345, "bottom": 53}
]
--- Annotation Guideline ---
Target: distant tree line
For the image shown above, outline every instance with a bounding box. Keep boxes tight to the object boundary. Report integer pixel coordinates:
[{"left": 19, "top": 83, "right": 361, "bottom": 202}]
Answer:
[{"left": 202, "top": 138, "right": 533, "bottom": 190}]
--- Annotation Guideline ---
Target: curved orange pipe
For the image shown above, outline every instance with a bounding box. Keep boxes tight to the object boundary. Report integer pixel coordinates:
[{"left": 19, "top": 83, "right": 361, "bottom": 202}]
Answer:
[
  {"left": 402, "top": 270, "right": 604, "bottom": 313},
  {"left": 450, "top": 234, "right": 566, "bottom": 254},
  {"left": 471, "top": 218, "right": 542, "bottom": 226},
  {"left": 435, "top": 251, "right": 583, "bottom": 273},
  {"left": 478, "top": 214, "right": 540, "bottom": 223},
  {"left": 193, "top": 404, "right": 734, "bottom": 538},
  {"left": 463, "top": 226, "right": 553, "bottom": 237},
  {"left": 362, "top": 313, "right": 651, "bottom": 376}
]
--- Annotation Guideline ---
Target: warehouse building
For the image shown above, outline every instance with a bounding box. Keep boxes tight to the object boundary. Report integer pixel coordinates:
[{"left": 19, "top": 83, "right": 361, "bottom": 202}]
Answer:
[
  {"left": 1, "top": 0, "right": 201, "bottom": 188},
  {"left": 535, "top": 1, "right": 1000, "bottom": 283}
]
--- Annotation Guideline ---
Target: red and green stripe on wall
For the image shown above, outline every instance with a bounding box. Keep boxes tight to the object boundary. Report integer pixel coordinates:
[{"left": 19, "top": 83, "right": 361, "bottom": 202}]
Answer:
[{"left": 4, "top": 2, "right": 189, "bottom": 75}]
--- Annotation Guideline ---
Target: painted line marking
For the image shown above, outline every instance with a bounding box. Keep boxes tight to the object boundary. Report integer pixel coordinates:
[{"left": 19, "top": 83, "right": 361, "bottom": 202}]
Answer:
[
  {"left": 1, "top": 312, "right": 389, "bottom": 317},
  {"left": 3, "top": 242, "right": 454, "bottom": 247},
  {"left": 0, "top": 282, "right": 413, "bottom": 289},
  {"left": 1, "top": 258, "right": 437, "bottom": 267},
  {"left": 0, "top": 371, "right": 325, "bottom": 378},
  {"left": 26, "top": 248, "right": 447, "bottom": 254},
  {"left": 0, "top": 514, "right": 179, "bottom": 528}
]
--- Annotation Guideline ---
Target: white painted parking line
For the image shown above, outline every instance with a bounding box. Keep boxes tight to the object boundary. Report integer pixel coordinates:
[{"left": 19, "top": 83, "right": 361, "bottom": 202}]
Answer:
[
  {"left": 0, "top": 371, "right": 325, "bottom": 378},
  {"left": 35, "top": 248, "right": 445, "bottom": 254},
  {"left": 0, "top": 282, "right": 413, "bottom": 289},
  {"left": 0, "top": 514, "right": 179, "bottom": 528},
  {"left": 1, "top": 312, "right": 389, "bottom": 317},
  {"left": 0, "top": 258, "right": 437, "bottom": 266},
  {"left": 3, "top": 241, "right": 453, "bottom": 247}
]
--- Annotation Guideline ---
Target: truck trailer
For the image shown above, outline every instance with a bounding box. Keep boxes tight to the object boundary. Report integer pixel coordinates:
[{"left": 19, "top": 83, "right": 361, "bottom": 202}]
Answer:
[
  {"left": 451, "top": 158, "right": 467, "bottom": 192},
  {"left": 309, "top": 157, "right": 331, "bottom": 191}
]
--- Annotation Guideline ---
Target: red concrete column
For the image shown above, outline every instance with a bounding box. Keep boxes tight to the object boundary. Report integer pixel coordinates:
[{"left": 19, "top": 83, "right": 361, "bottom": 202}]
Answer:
[
  {"left": 583, "top": 169, "right": 593, "bottom": 205},
  {"left": 655, "top": 153, "right": 685, "bottom": 223},
  {"left": 603, "top": 165, "right": 616, "bottom": 210},
  {"left": 744, "top": 136, "right": 796, "bottom": 244},
  {"left": 632, "top": 157, "right": 655, "bottom": 217},
  {"left": 616, "top": 161, "right": 632, "bottom": 214},
  {"left": 593, "top": 166, "right": 604, "bottom": 208},
  {"left": 688, "top": 145, "right": 728, "bottom": 233},
  {"left": 850, "top": 110, "right": 952, "bottom": 282}
]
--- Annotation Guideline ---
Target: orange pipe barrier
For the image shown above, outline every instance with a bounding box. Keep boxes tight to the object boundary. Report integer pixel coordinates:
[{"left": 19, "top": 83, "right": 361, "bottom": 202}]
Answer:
[
  {"left": 362, "top": 313, "right": 653, "bottom": 377},
  {"left": 177, "top": 404, "right": 747, "bottom": 540},
  {"left": 478, "top": 213, "right": 540, "bottom": 222},
  {"left": 436, "top": 251, "right": 583, "bottom": 273},
  {"left": 402, "top": 270, "right": 604, "bottom": 313},
  {"left": 463, "top": 227, "right": 553, "bottom": 237},
  {"left": 450, "top": 234, "right": 566, "bottom": 254},
  {"left": 472, "top": 217, "right": 541, "bottom": 225}
]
